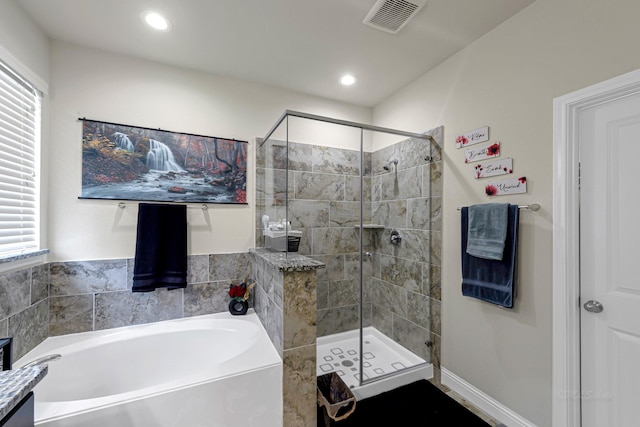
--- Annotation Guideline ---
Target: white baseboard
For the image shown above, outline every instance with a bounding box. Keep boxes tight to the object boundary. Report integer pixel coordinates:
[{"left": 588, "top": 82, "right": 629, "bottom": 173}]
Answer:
[{"left": 441, "top": 367, "right": 537, "bottom": 427}]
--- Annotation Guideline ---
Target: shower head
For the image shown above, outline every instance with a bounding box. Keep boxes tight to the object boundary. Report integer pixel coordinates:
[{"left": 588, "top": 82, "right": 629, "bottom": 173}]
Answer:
[{"left": 383, "top": 159, "right": 398, "bottom": 171}]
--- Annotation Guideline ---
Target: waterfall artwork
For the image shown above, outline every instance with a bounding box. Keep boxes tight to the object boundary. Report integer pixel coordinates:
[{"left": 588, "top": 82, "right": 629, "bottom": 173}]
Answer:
[{"left": 80, "top": 119, "right": 247, "bottom": 203}]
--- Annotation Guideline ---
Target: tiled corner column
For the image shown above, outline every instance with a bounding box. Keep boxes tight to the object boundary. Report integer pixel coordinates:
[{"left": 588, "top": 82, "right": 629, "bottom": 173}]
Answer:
[{"left": 251, "top": 249, "right": 324, "bottom": 427}]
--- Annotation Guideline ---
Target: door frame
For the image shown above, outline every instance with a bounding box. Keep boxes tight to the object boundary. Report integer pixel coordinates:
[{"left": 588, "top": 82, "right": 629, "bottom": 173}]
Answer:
[{"left": 552, "top": 68, "right": 640, "bottom": 427}]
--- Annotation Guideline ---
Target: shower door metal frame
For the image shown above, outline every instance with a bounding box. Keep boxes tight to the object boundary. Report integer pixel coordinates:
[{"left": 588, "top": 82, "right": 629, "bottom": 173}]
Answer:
[{"left": 262, "top": 110, "right": 433, "bottom": 388}]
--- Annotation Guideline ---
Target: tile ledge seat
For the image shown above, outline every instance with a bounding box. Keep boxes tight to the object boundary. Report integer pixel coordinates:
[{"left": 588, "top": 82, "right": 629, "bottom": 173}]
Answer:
[{"left": 250, "top": 248, "right": 325, "bottom": 272}]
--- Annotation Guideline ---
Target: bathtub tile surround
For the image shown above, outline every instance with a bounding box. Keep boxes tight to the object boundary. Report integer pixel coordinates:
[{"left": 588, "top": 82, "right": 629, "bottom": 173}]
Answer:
[
  {"left": 7, "top": 300, "right": 49, "bottom": 361},
  {"left": 209, "top": 252, "right": 252, "bottom": 282},
  {"left": 49, "top": 294, "right": 93, "bottom": 336},
  {"left": 0, "top": 265, "right": 50, "bottom": 360},
  {"left": 95, "top": 289, "right": 183, "bottom": 330},
  {"left": 250, "top": 248, "right": 323, "bottom": 427},
  {"left": 0, "top": 269, "right": 31, "bottom": 321},
  {"left": 184, "top": 282, "right": 234, "bottom": 317},
  {"left": 50, "top": 259, "right": 127, "bottom": 296},
  {"left": 186, "top": 254, "right": 209, "bottom": 284},
  {"left": 0, "top": 251, "right": 256, "bottom": 364},
  {"left": 48, "top": 252, "right": 252, "bottom": 336},
  {"left": 31, "top": 264, "right": 49, "bottom": 305}
]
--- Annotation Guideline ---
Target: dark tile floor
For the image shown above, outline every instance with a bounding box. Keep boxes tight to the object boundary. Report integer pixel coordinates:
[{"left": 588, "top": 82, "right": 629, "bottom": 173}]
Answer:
[{"left": 318, "top": 380, "right": 495, "bottom": 427}]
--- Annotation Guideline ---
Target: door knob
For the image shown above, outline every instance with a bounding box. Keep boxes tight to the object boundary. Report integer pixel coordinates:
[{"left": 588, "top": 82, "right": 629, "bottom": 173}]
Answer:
[{"left": 583, "top": 300, "right": 604, "bottom": 313}]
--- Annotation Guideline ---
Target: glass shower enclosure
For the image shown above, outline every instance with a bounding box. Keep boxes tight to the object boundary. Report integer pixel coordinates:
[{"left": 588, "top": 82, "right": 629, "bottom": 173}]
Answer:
[{"left": 256, "top": 110, "right": 441, "bottom": 399}]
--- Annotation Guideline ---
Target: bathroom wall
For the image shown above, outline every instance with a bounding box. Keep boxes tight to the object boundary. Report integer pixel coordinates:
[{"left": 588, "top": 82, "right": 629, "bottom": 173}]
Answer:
[{"left": 372, "top": 0, "right": 640, "bottom": 425}]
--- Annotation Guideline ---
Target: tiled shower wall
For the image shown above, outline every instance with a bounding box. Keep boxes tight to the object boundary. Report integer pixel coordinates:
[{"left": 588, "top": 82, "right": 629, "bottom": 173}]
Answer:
[
  {"left": 369, "top": 127, "right": 443, "bottom": 370},
  {"left": 256, "top": 127, "right": 443, "bottom": 379},
  {"left": 0, "top": 252, "right": 251, "bottom": 362}
]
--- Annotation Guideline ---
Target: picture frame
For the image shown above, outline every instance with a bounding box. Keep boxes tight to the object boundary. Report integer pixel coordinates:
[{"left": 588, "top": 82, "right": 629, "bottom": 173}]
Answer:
[{"left": 80, "top": 119, "right": 248, "bottom": 204}]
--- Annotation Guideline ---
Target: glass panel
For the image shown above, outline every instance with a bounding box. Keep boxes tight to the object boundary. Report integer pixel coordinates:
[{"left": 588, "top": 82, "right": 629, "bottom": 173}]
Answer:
[{"left": 259, "top": 111, "right": 439, "bottom": 399}]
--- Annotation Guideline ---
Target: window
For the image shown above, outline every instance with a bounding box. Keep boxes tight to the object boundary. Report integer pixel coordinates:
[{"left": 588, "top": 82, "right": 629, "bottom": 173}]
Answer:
[{"left": 0, "top": 60, "right": 41, "bottom": 257}]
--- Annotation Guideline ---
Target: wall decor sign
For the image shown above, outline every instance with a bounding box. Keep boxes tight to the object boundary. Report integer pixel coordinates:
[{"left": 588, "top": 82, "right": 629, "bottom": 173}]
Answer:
[
  {"left": 455, "top": 126, "right": 489, "bottom": 149},
  {"left": 485, "top": 177, "right": 527, "bottom": 196},
  {"left": 474, "top": 158, "right": 513, "bottom": 179},
  {"left": 79, "top": 119, "right": 248, "bottom": 204},
  {"left": 464, "top": 142, "right": 501, "bottom": 163}
]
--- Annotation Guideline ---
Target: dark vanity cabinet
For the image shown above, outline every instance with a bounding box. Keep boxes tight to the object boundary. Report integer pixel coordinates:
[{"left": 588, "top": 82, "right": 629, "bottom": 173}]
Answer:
[{"left": 0, "top": 392, "right": 34, "bottom": 427}]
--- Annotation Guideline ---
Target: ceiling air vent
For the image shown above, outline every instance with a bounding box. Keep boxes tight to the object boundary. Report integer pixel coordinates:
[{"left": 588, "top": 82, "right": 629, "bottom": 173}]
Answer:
[{"left": 363, "top": 0, "right": 427, "bottom": 34}]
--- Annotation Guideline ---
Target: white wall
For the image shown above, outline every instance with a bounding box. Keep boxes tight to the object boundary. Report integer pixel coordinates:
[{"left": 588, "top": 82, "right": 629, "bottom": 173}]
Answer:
[
  {"left": 48, "top": 41, "right": 371, "bottom": 261},
  {"left": 372, "top": 0, "right": 640, "bottom": 425},
  {"left": 0, "top": 0, "right": 49, "bottom": 87}
]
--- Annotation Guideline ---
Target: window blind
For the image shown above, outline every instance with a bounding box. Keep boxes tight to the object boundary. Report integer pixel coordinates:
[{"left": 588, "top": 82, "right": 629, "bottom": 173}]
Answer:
[{"left": 0, "top": 61, "right": 40, "bottom": 256}]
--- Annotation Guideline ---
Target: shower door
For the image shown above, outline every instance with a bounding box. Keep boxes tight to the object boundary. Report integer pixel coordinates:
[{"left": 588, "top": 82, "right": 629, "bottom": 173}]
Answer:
[{"left": 259, "top": 111, "right": 439, "bottom": 397}]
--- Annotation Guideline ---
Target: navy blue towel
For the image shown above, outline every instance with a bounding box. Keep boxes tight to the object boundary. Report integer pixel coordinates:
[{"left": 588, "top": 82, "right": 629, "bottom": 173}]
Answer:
[
  {"left": 133, "top": 203, "right": 187, "bottom": 292},
  {"left": 461, "top": 204, "right": 519, "bottom": 308}
]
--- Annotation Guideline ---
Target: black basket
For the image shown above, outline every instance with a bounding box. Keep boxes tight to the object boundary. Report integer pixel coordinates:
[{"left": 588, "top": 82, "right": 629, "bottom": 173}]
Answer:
[{"left": 287, "top": 236, "right": 301, "bottom": 252}]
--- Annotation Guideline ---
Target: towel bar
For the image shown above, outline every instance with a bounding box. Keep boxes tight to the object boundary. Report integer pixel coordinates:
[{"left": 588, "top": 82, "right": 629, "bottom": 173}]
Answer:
[
  {"left": 117, "top": 202, "right": 208, "bottom": 210},
  {"left": 457, "top": 203, "right": 540, "bottom": 212}
]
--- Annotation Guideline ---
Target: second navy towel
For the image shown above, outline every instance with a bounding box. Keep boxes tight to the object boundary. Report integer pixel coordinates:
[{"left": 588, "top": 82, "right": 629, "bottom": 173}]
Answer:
[{"left": 461, "top": 204, "right": 519, "bottom": 308}]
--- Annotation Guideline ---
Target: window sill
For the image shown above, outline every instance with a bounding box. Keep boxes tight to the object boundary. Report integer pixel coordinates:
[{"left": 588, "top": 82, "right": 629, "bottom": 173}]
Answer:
[{"left": 0, "top": 249, "right": 50, "bottom": 265}]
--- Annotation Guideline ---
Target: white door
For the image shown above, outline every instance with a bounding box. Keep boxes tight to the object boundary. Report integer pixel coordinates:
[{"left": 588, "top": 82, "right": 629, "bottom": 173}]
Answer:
[{"left": 579, "top": 92, "right": 640, "bottom": 427}]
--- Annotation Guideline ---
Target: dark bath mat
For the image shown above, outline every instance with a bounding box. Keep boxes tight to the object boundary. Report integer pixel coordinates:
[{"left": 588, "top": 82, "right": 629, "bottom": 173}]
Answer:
[{"left": 318, "top": 380, "right": 491, "bottom": 427}]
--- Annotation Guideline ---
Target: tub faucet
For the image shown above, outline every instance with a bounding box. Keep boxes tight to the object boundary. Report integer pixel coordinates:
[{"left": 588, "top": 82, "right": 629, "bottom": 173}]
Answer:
[{"left": 21, "top": 354, "right": 62, "bottom": 368}]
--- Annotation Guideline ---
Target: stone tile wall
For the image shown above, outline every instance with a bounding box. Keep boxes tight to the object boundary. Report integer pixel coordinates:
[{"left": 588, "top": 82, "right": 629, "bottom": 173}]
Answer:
[
  {"left": 0, "top": 264, "right": 49, "bottom": 362},
  {"left": 252, "top": 252, "right": 284, "bottom": 356},
  {"left": 49, "top": 252, "right": 252, "bottom": 335},
  {"left": 370, "top": 127, "right": 443, "bottom": 381},
  {"left": 0, "top": 252, "right": 252, "bottom": 362}
]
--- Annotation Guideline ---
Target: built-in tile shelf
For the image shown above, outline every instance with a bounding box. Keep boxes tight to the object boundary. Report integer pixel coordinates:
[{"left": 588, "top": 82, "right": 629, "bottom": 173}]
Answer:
[{"left": 355, "top": 224, "right": 385, "bottom": 229}]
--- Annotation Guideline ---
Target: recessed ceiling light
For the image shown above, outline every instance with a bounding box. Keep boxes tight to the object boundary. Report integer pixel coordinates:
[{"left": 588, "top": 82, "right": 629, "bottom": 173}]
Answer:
[
  {"left": 340, "top": 75, "right": 356, "bottom": 86},
  {"left": 141, "top": 11, "right": 172, "bottom": 32}
]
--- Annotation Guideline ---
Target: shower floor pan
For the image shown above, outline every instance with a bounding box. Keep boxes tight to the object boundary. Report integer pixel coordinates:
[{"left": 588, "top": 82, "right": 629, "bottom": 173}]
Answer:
[{"left": 316, "top": 326, "right": 433, "bottom": 401}]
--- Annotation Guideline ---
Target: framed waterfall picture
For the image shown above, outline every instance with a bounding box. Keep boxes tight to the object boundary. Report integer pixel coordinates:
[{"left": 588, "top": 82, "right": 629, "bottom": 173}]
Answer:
[{"left": 79, "top": 119, "right": 248, "bottom": 204}]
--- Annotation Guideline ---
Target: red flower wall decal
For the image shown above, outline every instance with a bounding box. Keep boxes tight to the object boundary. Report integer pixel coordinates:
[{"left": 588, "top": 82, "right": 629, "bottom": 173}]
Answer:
[
  {"left": 487, "top": 143, "right": 500, "bottom": 156},
  {"left": 456, "top": 135, "right": 469, "bottom": 146},
  {"left": 485, "top": 185, "right": 498, "bottom": 196}
]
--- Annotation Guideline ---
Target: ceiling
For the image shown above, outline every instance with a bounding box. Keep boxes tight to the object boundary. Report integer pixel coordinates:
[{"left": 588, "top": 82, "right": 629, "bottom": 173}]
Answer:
[{"left": 16, "top": 0, "right": 535, "bottom": 107}]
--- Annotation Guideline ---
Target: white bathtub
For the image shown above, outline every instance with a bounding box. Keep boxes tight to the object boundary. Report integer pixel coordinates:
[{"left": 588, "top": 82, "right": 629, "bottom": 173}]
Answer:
[{"left": 15, "top": 310, "right": 283, "bottom": 427}]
